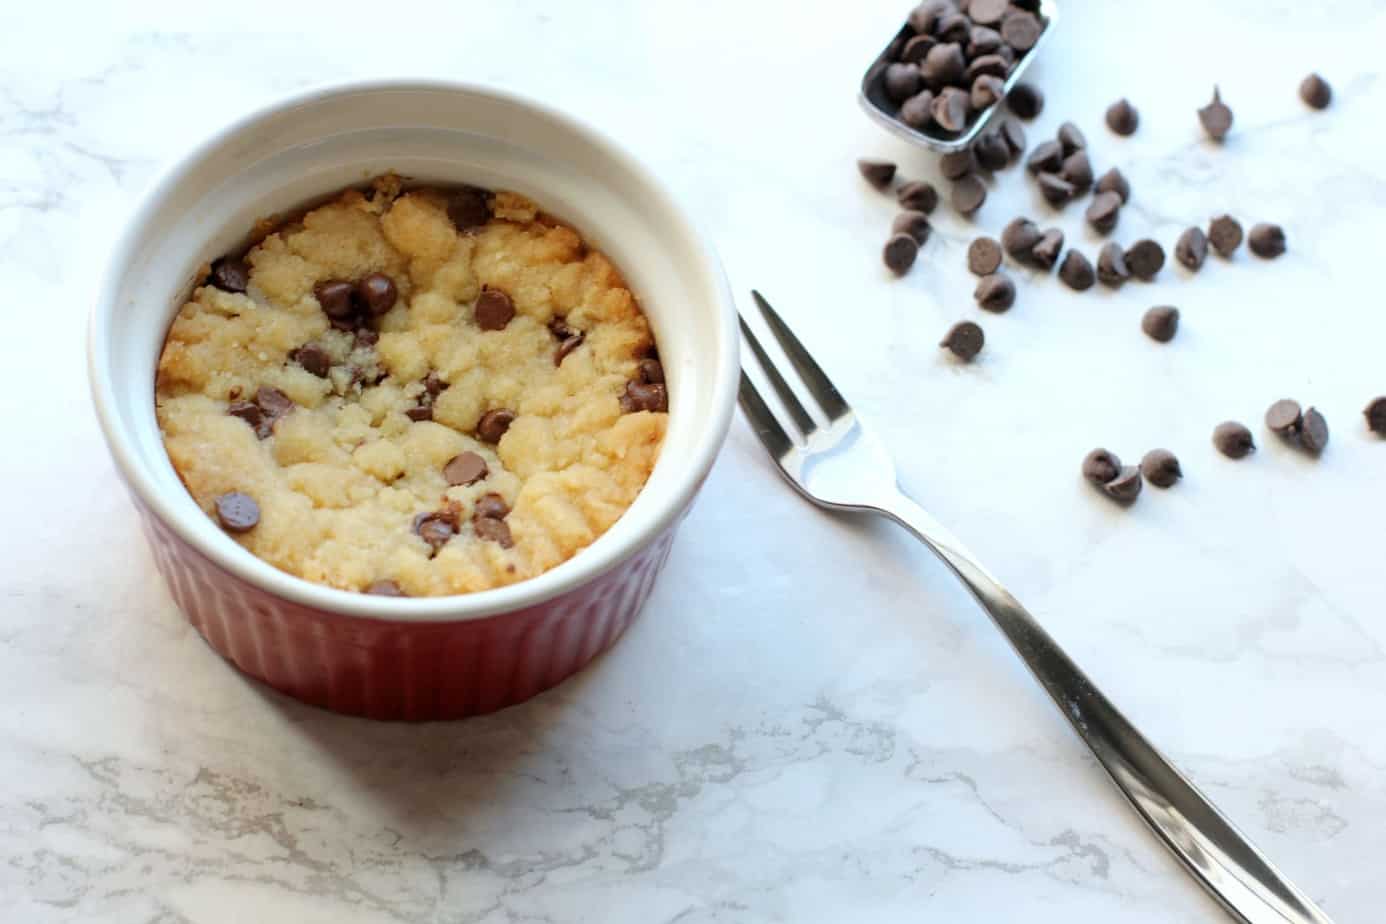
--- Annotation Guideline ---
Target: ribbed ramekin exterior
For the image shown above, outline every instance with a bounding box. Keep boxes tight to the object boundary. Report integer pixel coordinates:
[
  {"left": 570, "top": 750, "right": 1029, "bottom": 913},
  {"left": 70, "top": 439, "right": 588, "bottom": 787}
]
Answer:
[{"left": 135, "top": 495, "right": 676, "bottom": 720}]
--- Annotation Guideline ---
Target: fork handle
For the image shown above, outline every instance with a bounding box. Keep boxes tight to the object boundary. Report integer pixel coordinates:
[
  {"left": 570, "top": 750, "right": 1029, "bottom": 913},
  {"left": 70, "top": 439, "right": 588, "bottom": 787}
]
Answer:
[{"left": 884, "top": 492, "right": 1333, "bottom": 924}]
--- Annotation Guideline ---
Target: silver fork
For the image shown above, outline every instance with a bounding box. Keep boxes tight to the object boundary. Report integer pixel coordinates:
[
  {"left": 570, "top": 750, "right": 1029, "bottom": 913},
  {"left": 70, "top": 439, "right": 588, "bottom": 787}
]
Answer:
[{"left": 738, "top": 290, "right": 1333, "bottom": 924}]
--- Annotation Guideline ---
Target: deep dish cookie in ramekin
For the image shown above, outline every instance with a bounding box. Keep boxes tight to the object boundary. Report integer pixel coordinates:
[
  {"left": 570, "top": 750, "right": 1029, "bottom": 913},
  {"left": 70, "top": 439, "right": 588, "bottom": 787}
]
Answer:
[{"left": 89, "top": 82, "right": 737, "bottom": 720}]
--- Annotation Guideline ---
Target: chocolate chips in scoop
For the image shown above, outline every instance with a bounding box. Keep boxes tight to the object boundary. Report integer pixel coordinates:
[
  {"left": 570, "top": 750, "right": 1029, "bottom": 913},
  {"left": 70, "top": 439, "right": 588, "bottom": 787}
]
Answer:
[
  {"left": 940, "top": 320, "right": 985, "bottom": 361},
  {"left": 885, "top": 61, "right": 924, "bottom": 101},
  {"left": 932, "top": 87, "right": 970, "bottom": 132},
  {"left": 214, "top": 491, "right": 260, "bottom": 533}
]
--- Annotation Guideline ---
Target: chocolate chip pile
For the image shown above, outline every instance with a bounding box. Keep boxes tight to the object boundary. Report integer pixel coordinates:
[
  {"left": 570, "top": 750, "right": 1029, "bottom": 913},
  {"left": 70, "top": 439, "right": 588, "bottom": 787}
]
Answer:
[{"left": 870, "top": 0, "right": 1049, "bottom": 140}]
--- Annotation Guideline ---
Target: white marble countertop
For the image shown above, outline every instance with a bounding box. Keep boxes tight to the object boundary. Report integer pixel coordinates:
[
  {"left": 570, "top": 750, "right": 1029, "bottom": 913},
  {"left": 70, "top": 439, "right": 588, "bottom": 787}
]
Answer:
[{"left": 4, "top": 1, "right": 1385, "bottom": 921}]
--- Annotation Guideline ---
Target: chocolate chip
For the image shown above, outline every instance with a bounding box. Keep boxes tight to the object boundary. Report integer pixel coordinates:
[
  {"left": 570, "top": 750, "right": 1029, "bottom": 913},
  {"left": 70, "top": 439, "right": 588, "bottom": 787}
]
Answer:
[
  {"left": 1198, "top": 87, "right": 1233, "bottom": 142},
  {"left": 920, "top": 43, "right": 965, "bottom": 89},
  {"left": 967, "top": 25, "right": 1003, "bottom": 57},
  {"left": 883, "top": 233, "right": 920, "bottom": 275},
  {"left": 1007, "top": 83, "right": 1043, "bottom": 120},
  {"left": 885, "top": 62, "right": 924, "bottom": 101},
  {"left": 1299, "top": 407, "right": 1329, "bottom": 454},
  {"left": 940, "top": 150, "right": 975, "bottom": 180},
  {"left": 214, "top": 491, "right": 260, "bottom": 533},
  {"left": 1300, "top": 73, "right": 1332, "bottom": 110},
  {"left": 1363, "top": 397, "right": 1386, "bottom": 435},
  {"left": 858, "top": 158, "right": 897, "bottom": 189},
  {"left": 1025, "top": 139, "right": 1063, "bottom": 174},
  {"left": 1037, "top": 172, "right": 1075, "bottom": 206},
  {"left": 474, "top": 492, "right": 510, "bottom": 521},
  {"left": 973, "top": 131, "right": 1010, "bottom": 171},
  {"left": 447, "top": 186, "right": 491, "bottom": 231},
  {"left": 227, "top": 400, "right": 265, "bottom": 435},
  {"left": 1248, "top": 223, "right": 1286, "bottom": 258},
  {"left": 907, "top": 0, "right": 947, "bottom": 34},
  {"left": 1105, "top": 98, "right": 1139, "bottom": 135},
  {"left": 356, "top": 272, "right": 397, "bottom": 315},
  {"left": 935, "top": 12, "right": 970, "bottom": 43},
  {"left": 940, "top": 321, "right": 985, "bottom": 361},
  {"left": 255, "top": 385, "right": 294, "bottom": 419},
  {"left": 551, "top": 319, "right": 586, "bottom": 365},
  {"left": 1001, "top": 217, "right": 1042, "bottom": 261},
  {"left": 1125, "top": 240, "right": 1165, "bottom": 280},
  {"left": 415, "top": 512, "right": 456, "bottom": 552},
  {"left": 1000, "top": 9, "right": 1042, "bottom": 51},
  {"left": 620, "top": 380, "right": 669, "bottom": 413},
  {"left": 1208, "top": 215, "right": 1243, "bottom": 257},
  {"left": 474, "top": 515, "right": 514, "bottom": 549},
  {"left": 900, "top": 90, "right": 937, "bottom": 130},
  {"left": 405, "top": 405, "right": 434, "bottom": 422},
  {"left": 1059, "top": 151, "right": 1092, "bottom": 191},
  {"left": 1082, "top": 449, "right": 1122, "bottom": 485},
  {"left": 1141, "top": 305, "right": 1179, "bottom": 343},
  {"left": 313, "top": 279, "right": 356, "bottom": 319},
  {"left": 901, "top": 34, "right": 937, "bottom": 63},
  {"left": 1213, "top": 421, "right": 1255, "bottom": 458},
  {"left": 209, "top": 257, "right": 250, "bottom": 294},
  {"left": 892, "top": 210, "right": 933, "bottom": 244},
  {"left": 1031, "top": 229, "right": 1063, "bottom": 270},
  {"left": 1056, "top": 122, "right": 1087, "bottom": 156},
  {"left": 971, "top": 74, "right": 1006, "bottom": 111},
  {"left": 443, "top": 451, "right": 489, "bottom": 486},
  {"left": 1140, "top": 449, "right": 1182, "bottom": 488},
  {"left": 1000, "top": 120, "right": 1026, "bottom": 157},
  {"left": 1266, "top": 399, "right": 1303, "bottom": 434},
  {"left": 931, "top": 86, "right": 970, "bottom": 133},
  {"left": 475, "top": 408, "right": 517, "bottom": 444},
  {"left": 897, "top": 180, "right": 939, "bottom": 213},
  {"left": 951, "top": 175, "right": 987, "bottom": 215},
  {"left": 291, "top": 343, "right": 331, "bottom": 378},
  {"left": 967, "top": 237, "right": 1002, "bottom": 275},
  {"left": 355, "top": 328, "right": 379, "bottom": 348},
  {"left": 638, "top": 358, "right": 665, "bottom": 385},
  {"left": 965, "top": 53, "right": 1009, "bottom": 81},
  {"left": 423, "top": 372, "right": 448, "bottom": 396},
  {"left": 1101, "top": 466, "right": 1143, "bottom": 504},
  {"left": 974, "top": 273, "right": 1015, "bottom": 312},
  {"left": 1097, "top": 242, "right": 1130, "bottom": 287},
  {"left": 1094, "top": 167, "right": 1130, "bottom": 203},
  {"left": 475, "top": 288, "right": 515, "bottom": 330},
  {"left": 1175, "top": 227, "right": 1208, "bottom": 271},
  {"left": 1058, "top": 250, "right": 1095, "bottom": 291},
  {"left": 365, "top": 580, "right": 407, "bottom": 597}
]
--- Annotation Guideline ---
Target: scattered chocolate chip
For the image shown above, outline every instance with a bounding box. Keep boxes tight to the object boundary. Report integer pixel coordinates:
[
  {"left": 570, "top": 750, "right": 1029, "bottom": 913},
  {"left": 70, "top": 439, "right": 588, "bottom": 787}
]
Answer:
[
  {"left": 476, "top": 408, "right": 517, "bottom": 444},
  {"left": 1059, "top": 151, "right": 1092, "bottom": 191},
  {"left": 1058, "top": 250, "right": 1095, "bottom": 290},
  {"left": 1299, "top": 407, "right": 1329, "bottom": 454},
  {"left": 967, "top": 237, "right": 1003, "bottom": 275},
  {"left": 365, "top": 580, "right": 407, "bottom": 597},
  {"left": 900, "top": 90, "right": 937, "bottom": 130},
  {"left": 1265, "top": 399, "right": 1303, "bottom": 434},
  {"left": 1105, "top": 98, "right": 1139, "bottom": 136},
  {"left": 620, "top": 380, "right": 669, "bottom": 413},
  {"left": 1082, "top": 192, "right": 1121, "bottom": 236},
  {"left": 1213, "top": 421, "right": 1255, "bottom": 458},
  {"left": 1248, "top": 223, "right": 1286, "bottom": 258},
  {"left": 1125, "top": 240, "right": 1165, "bottom": 280},
  {"left": 971, "top": 74, "right": 1006, "bottom": 111},
  {"left": 1363, "top": 397, "right": 1386, "bottom": 435},
  {"left": 921, "top": 43, "right": 965, "bottom": 89},
  {"left": 951, "top": 175, "right": 987, "bottom": 215},
  {"left": 1097, "top": 242, "right": 1130, "bottom": 287},
  {"left": 967, "top": 25, "right": 1003, "bottom": 57},
  {"left": 414, "top": 511, "right": 456, "bottom": 552},
  {"left": 1000, "top": 120, "right": 1026, "bottom": 157},
  {"left": 1030, "top": 229, "right": 1063, "bottom": 270},
  {"left": 474, "top": 288, "right": 515, "bottom": 330},
  {"left": 474, "top": 515, "right": 514, "bottom": 549},
  {"left": 214, "top": 491, "right": 260, "bottom": 533},
  {"left": 255, "top": 385, "right": 294, "bottom": 420},
  {"left": 897, "top": 180, "right": 939, "bottom": 213},
  {"left": 892, "top": 210, "right": 933, "bottom": 244},
  {"left": 356, "top": 273, "right": 397, "bottom": 315},
  {"left": 1026, "top": 139, "right": 1063, "bottom": 174},
  {"left": 405, "top": 405, "right": 434, "bottom": 422},
  {"left": 940, "top": 150, "right": 975, "bottom": 180},
  {"left": 858, "top": 158, "right": 897, "bottom": 189},
  {"left": 885, "top": 61, "right": 924, "bottom": 101},
  {"left": 883, "top": 233, "right": 919, "bottom": 275},
  {"left": 1001, "top": 217, "right": 1042, "bottom": 262},
  {"left": 1000, "top": 9, "right": 1043, "bottom": 51},
  {"left": 901, "top": 34, "right": 937, "bottom": 63},
  {"left": 474, "top": 492, "right": 510, "bottom": 521},
  {"left": 1037, "top": 172, "right": 1076, "bottom": 206},
  {"left": 1101, "top": 466, "right": 1144, "bottom": 504},
  {"left": 1056, "top": 121, "right": 1086, "bottom": 155},
  {"left": 973, "top": 131, "right": 1010, "bottom": 170},
  {"left": 1141, "top": 305, "right": 1179, "bottom": 343},
  {"left": 969, "top": 0, "right": 1009, "bottom": 26},
  {"left": 291, "top": 343, "right": 332, "bottom": 378},
  {"left": 1140, "top": 449, "right": 1182, "bottom": 487},
  {"left": 1082, "top": 450, "right": 1122, "bottom": 485},
  {"left": 208, "top": 257, "right": 250, "bottom": 294},
  {"left": 1094, "top": 167, "right": 1130, "bottom": 203},
  {"left": 1299, "top": 73, "right": 1332, "bottom": 110},
  {"left": 313, "top": 279, "right": 356, "bottom": 319},
  {"left": 443, "top": 451, "right": 489, "bottom": 486},
  {"left": 1174, "top": 227, "right": 1208, "bottom": 271},
  {"left": 447, "top": 186, "right": 491, "bottom": 231},
  {"left": 1208, "top": 215, "right": 1243, "bottom": 257},
  {"left": 974, "top": 273, "right": 1015, "bottom": 312},
  {"left": 1198, "top": 86, "right": 1233, "bottom": 142},
  {"left": 932, "top": 86, "right": 970, "bottom": 132},
  {"left": 1007, "top": 83, "right": 1043, "bottom": 120},
  {"left": 940, "top": 320, "right": 985, "bottom": 361},
  {"left": 227, "top": 400, "right": 266, "bottom": 435}
]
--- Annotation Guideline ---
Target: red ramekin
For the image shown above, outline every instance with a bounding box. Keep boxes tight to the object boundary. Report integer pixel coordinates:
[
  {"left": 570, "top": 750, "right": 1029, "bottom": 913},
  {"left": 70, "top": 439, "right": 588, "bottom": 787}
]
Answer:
[{"left": 88, "top": 81, "right": 738, "bottom": 720}]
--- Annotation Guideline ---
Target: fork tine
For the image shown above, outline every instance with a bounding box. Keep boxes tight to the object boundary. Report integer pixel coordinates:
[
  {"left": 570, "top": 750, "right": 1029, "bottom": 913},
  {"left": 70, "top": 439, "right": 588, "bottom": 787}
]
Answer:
[
  {"left": 738, "top": 371, "right": 797, "bottom": 460},
  {"left": 750, "top": 290, "right": 850, "bottom": 420},
  {"left": 738, "top": 315, "right": 817, "bottom": 438}
]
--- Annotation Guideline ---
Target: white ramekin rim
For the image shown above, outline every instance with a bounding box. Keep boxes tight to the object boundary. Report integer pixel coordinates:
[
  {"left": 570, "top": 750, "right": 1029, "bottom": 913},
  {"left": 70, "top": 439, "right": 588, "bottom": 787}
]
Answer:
[{"left": 88, "top": 78, "right": 738, "bottom": 624}]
